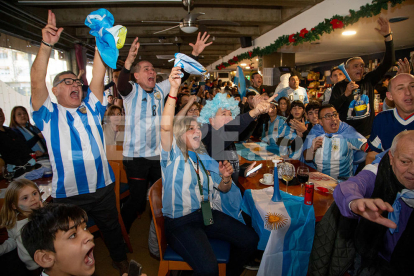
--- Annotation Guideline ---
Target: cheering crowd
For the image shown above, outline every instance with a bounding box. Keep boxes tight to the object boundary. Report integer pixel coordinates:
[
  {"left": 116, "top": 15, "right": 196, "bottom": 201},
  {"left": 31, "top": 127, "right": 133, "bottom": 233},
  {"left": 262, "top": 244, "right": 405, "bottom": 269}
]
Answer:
[{"left": 0, "top": 8, "right": 413, "bottom": 276}]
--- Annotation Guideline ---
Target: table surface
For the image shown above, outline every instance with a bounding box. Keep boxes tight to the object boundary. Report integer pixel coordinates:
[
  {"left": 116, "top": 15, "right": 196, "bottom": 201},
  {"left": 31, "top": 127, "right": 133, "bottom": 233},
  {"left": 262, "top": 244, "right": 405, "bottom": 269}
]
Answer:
[{"left": 238, "top": 157, "right": 334, "bottom": 222}]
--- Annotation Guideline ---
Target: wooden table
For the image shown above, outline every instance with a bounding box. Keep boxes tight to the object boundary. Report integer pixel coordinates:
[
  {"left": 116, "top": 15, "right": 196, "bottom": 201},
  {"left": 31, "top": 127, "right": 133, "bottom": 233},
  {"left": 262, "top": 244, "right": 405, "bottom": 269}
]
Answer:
[{"left": 238, "top": 157, "right": 334, "bottom": 222}]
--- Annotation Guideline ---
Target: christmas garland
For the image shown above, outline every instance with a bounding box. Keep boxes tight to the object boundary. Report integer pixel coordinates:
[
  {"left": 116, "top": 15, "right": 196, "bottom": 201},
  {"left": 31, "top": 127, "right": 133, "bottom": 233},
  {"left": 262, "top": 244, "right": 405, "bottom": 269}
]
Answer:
[{"left": 215, "top": 0, "right": 406, "bottom": 70}]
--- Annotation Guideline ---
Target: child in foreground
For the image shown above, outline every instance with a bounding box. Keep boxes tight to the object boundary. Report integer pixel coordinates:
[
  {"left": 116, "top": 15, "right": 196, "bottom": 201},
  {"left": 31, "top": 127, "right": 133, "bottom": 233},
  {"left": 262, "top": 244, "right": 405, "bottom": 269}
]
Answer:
[
  {"left": 22, "top": 203, "right": 147, "bottom": 276},
  {"left": 0, "top": 179, "right": 43, "bottom": 272}
]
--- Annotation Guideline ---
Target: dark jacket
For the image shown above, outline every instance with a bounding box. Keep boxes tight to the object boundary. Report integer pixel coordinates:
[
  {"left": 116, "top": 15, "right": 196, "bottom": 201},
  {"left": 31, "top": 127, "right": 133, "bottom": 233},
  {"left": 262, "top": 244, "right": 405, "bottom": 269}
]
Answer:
[{"left": 329, "top": 40, "right": 394, "bottom": 136}]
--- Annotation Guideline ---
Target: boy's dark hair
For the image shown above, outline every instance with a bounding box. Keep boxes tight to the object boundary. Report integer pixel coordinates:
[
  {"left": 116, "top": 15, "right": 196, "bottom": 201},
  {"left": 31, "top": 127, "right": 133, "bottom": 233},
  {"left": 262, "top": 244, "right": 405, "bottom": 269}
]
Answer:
[
  {"left": 233, "top": 93, "right": 241, "bottom": 98},
  {"left": 113, "top": 68, "right": 121, "bottom": 73},
  {"left": 246, "top": 91, "right": 256, "bottom": 98},
  {"left": 318, "top": 104, "right": 335, "bottom": 119},
  {"left": 251, "top": 72, "right": 260, "bottom": 79},
  {"left": 305, "top": 101, "right": 321, "bottom": 113},
  {"left": 289, "top": 75, "right": 298, "bottom": 82},
  {"left": 22, "top": 203, "right": 88, "bottom": 259},
  {"left": 330, "top": 66, "right": 341, "bottom": 76}
]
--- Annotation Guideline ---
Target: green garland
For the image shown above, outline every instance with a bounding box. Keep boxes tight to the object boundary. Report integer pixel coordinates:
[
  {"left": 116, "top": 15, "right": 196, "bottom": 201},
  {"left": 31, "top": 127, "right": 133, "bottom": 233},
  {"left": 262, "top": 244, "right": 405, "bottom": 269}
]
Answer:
[{"left": 215, "top": 0, "right": 405, "bottom": 70}]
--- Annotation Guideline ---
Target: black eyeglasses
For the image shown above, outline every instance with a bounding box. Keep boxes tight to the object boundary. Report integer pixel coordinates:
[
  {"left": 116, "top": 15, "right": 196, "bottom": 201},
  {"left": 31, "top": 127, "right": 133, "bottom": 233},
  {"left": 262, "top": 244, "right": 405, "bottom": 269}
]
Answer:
[
  {"left": 321, "top": 112, "right": 339, "bottom": 120},
  {"left": 54, "top": 78, "right": 83, "bottom": 87}
]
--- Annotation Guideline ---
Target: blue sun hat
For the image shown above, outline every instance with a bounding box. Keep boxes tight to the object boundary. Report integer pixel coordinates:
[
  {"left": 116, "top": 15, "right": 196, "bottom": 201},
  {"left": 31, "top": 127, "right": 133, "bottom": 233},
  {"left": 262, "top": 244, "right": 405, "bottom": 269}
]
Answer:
[
  {"left": 198, "top": 93, "right": 240, "bottom": 124},
  {"left": 85, "top": 9, "right": 127, "bottom": 69},
  {"left": 170, "top": 53, "right": 210, "bottom": 79}
]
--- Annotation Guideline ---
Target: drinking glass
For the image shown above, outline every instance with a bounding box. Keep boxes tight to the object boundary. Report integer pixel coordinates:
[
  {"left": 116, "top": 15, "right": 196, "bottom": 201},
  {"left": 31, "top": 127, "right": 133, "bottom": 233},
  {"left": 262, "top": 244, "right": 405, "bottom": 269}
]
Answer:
[
  {"left": 2, "top": 167, "right": 15, "bottom": 184},
  {"left": 297, "top": 166, "right": 309, "bottom": 197},
  {"left": 266, "top": 157, "right": 274, "bottom": 174},
  {"left": 278, "top": 162, "right": 295, "bottom": 195}
]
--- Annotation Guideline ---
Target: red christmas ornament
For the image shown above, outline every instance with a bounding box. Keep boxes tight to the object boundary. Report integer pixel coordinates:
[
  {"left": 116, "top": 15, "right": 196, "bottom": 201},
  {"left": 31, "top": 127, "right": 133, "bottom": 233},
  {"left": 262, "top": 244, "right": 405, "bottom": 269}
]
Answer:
[
  {"left": 330, "top": 19, "right": 344, "bottom": 29},
  {"left": 248, "top": 51, "right": 252, "bottom": 58},
  {"left": 288, "top": 34, "right": 296, "bottom": 43},
  {"left": 311, "top": 28, "right": 316, "bottom": 31},
  {"left": 233, "top": 56, "right": 239, "bottom": 62},
  {"left": 299, "top": 28, "right": 309, "bottom": 38}
]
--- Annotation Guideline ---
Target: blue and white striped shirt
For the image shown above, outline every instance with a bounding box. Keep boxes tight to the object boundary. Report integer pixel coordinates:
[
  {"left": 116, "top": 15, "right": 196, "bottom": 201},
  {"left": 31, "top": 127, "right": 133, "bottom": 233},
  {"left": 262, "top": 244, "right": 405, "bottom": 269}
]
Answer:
[
  {"left": 313, "top": 135, "right": 366, "bottom": 179},
  {"left": 122, "top": 80, "right": 170, "bottom": 158},
  {"left": 275, "top": 87, "right": 309, "bottom": 104},
  {"left": 32, "top": 89, "right": 115, "bottom": 198},
  {"left": 262, "top": 116, "right": 286, "bottom": 145}
]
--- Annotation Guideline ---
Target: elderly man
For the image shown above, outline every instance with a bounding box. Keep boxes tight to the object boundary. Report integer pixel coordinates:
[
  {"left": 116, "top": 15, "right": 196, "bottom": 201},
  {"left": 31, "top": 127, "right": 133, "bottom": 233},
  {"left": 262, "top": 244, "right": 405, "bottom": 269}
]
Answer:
[
  {"left": 248, "top": 72, "right": 277, "bottom": 95},
  {"left": 333, "top": 130, "right": 414, "bottom": 275},
  {"left": 367, "top": 73, "right": 414, "bottom": 163},
  {"left": 30, "top": 11, "right": 128, "bottom": 273},
  {"left": 303, "top": 104, "right": 367, "bottom": 179},
  {"left": 322, "top": 67, "right": 346, "bottom": 105},
  {"left": 329, "top": 17, "right": 395, "bottom": 137},
  {"left": 117, "top": 33, "right": 212, "bottom": 232},
  {"left": 275, "top": 75, "right": 309, "bottom": 105}
]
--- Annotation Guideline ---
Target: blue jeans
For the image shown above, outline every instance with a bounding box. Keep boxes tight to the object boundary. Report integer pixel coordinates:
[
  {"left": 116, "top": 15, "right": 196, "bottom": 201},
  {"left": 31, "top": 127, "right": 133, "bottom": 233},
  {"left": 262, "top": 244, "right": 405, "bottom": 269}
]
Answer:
[{"left": 165, "top": 209, "right": 259, "bottom": 276}]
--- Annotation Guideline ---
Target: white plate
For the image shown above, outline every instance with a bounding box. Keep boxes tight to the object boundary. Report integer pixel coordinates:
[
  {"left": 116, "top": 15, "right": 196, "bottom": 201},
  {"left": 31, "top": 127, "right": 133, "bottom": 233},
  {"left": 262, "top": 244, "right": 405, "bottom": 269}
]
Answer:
[{"left": 259, "top": 178, "right": 274, "bottom": 185}]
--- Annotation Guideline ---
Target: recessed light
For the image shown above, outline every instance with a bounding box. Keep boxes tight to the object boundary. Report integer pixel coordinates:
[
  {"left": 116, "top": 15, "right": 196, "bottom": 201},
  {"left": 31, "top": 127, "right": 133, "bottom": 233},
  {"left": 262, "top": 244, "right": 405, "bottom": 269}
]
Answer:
[
  {"left": 245, "top": 66, "right": 250, "bottom": 69},
  {"left": 342, "top": 31, "right": 356, "bottom": 36},
  {"left": 389, "top": 16, "right": 409, "bottom": 23},
  {"left": 241, "top": 63, "right": 247, "bottom": 66},
  {"left": 256, "top": 58, "right": 258, "bottom": 61}
]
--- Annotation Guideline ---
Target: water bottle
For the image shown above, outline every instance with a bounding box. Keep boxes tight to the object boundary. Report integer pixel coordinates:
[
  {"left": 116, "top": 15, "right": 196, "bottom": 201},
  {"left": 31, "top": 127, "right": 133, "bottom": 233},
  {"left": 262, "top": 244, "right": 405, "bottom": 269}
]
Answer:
[{"left": 271, "top": 159, "right": 283, "bottom": 202}]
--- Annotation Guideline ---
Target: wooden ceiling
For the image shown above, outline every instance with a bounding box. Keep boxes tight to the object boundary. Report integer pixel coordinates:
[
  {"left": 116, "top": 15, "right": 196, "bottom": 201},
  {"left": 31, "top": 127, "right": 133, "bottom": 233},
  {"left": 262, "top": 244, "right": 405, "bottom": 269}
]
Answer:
[{"left": 0, "top": 0, "right": 322, "bottom": 69}]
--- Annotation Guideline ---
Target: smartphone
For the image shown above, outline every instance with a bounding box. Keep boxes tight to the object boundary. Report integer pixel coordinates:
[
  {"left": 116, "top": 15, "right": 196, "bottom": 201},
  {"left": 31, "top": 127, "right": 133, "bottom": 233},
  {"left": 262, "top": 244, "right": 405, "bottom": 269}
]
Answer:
[
  {"left": 246, "top": 163, "right": 262, "bottom": 177},
  {"left": 128, "top": 260, "right": 142, "bottom": 276}
]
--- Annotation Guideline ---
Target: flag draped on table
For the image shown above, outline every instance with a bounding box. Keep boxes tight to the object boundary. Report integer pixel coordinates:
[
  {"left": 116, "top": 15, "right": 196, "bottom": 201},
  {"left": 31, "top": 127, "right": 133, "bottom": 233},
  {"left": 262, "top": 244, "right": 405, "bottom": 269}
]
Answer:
[
  {"left": 242, "top": 188, "right": 315, "bottom": 276},
  {"left": 233, "top": 66, "right": 246, "bottom": 99},
  {"left": 171, "top": 53, "right": 209, "bottom": 79},
  {"left": 85, "top": 8, "right": 127, "bottom": 69}
]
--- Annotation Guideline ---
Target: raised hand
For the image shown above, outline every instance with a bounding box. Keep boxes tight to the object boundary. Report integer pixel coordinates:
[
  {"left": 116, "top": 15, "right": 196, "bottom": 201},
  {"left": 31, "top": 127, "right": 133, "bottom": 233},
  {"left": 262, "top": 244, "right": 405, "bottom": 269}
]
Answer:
[
  {"left": 169, "top": 66, "right": 182, "bottom": 90},
  {"left": 350, "top": 198, "right": 396, "bottom": 228},
  {"left": 291, "top": 118, "right": 307, "bottom": 133},
  {"left": 190, "top": 32, "right": 213, "bottom": 56},
  {"left": 42, "top": 10, "right": 64, "bottom": 46},
  {"left": 375, "top": 17, "right": 391, "bottom": 37},
  {"left": 125, "top": 37, "right": 140, "bottom": 69},
  {"left": 219, "top": 160, "right": 234, "bottom": 178},
  {"left": 396, "top": 58, "right": 411, "bottom": 74},
  {"left": 252, "top": 94, "right": 263, "bottom": 108},
  {"left": 345, "top": 81, "right": 359, "bottom": 96}
]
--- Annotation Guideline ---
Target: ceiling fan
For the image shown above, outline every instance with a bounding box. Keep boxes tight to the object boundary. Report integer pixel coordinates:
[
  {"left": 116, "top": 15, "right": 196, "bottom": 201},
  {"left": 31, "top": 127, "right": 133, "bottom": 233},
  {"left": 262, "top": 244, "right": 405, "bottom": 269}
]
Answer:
[{"left": 142, "top": 0, "right": 240, "bottom": 34}]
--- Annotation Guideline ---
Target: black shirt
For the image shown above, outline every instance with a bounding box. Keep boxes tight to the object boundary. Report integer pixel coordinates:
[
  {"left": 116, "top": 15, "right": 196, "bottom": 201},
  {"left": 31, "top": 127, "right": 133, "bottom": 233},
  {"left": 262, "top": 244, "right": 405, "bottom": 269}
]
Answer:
[{"left": 0, "top": 127, "right": 32, "bottom": 166}]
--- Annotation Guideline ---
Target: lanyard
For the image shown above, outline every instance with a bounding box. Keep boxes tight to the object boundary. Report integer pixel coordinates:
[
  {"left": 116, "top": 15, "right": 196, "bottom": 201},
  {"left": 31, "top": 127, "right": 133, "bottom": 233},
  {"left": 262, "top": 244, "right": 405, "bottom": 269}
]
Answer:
[{"left": 189, "top": 153, "right": 210, "bottom": 202}]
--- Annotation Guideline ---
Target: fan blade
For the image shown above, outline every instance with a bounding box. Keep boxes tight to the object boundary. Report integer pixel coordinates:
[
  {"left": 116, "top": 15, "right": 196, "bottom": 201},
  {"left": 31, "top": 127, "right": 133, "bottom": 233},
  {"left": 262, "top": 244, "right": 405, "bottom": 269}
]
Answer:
[
  {"left": 142, "top": 20, "right": 182, "bottom": 24},
  {"left": 197, "top": 20, "right": 240, "bottom": 26},
  {"left": 186, "top": 12, "right": 205, "bottom": 22},
  {"left": 153, "top": 25, "right": 181, "bottom": 34}
]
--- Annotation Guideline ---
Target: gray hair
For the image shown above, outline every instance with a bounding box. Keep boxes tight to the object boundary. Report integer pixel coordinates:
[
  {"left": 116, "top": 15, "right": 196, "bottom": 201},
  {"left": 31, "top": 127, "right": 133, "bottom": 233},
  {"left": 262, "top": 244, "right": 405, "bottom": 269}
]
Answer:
[
  {"left": 52, "top": 71, "right": 76, "bottom": 87},
  {"left": 345, "top": 57, "right": 363, "bottom": 68},
  {"left": 390, "top": 130, "right": 414, "bottom": 155}
]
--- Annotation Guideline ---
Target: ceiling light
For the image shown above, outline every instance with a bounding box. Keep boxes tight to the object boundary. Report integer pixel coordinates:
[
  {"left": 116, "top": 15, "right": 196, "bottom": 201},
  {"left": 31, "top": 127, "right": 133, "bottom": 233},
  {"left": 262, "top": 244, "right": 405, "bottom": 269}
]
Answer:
[
  {"left": 241, "top": 63, "right": 247, "bottom": 66},
  {"left": 245, "top": 66, "right": 250, "bottom": 69},
  {"left": 180, "top": 22, "right": 198, "bottom": 33},
  {"left": 342, "top": 31, "right": 356, "bottom": 36},
  {"left": 213, "top": 36, "right": 215, "bottom": 41}
]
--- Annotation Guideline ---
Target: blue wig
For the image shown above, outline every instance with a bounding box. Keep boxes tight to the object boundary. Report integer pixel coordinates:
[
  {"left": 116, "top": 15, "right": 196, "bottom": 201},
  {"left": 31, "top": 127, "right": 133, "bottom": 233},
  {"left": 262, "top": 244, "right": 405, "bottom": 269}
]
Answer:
[{"left": 197, "top": 93, "right": 240, "bottom": 124}]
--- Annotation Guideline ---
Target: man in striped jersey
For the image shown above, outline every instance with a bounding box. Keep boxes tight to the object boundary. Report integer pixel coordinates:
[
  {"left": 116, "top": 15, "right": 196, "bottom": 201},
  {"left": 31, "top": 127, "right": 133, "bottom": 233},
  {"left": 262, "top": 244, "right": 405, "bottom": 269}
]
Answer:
[
  {"left": 303, "top": 104, "right": 367, "bottom": 179},
  {"left": 117, "top": 33, "right": 212, "bottom": 232},
  {"left": 30, "top": 11, "right": 128, "bottom": 273}
]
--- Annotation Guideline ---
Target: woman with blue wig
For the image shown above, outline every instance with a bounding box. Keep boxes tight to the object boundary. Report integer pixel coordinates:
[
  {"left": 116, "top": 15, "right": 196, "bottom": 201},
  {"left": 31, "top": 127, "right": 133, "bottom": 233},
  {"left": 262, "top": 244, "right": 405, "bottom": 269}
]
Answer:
[
  {"left": 198, "top": 93, "right": 271, "bottom": 183},
  {"left": 160, "top": 67, "right": 259, "bottom": 276}
]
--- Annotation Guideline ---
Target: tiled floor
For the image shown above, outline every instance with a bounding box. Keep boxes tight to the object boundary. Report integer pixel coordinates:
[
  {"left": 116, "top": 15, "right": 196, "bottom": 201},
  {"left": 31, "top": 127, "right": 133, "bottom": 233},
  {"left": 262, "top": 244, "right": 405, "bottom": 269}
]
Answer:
[{"left": 92, "top": 202, "right": 258, "bottom": 276}]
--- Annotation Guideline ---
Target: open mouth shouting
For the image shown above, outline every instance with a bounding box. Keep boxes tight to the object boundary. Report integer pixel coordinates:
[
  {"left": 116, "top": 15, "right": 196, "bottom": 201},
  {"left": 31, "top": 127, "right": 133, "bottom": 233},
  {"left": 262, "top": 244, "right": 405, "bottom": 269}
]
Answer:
[
  {"left": 84, "top": 246, "right": 95, "bottom": 266},
  {"left": 70, "top": 90, "right": 80, "bottom": 99}
]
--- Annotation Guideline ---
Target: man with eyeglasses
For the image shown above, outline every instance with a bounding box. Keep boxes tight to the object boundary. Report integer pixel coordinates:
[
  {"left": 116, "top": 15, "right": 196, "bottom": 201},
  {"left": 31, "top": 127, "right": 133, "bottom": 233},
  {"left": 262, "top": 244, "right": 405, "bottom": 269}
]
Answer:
[
  {"left": 116, "top": 33, "right": 212, "bottom": 233},
  {"left": 30, "top": 11, "right": 128, "bottom": 273},
  {"left": 303, "top": 104, "right": 367, "bottom": 179},
  {"left": 329, "top": 17, "right": 395, "bottom": 137}
]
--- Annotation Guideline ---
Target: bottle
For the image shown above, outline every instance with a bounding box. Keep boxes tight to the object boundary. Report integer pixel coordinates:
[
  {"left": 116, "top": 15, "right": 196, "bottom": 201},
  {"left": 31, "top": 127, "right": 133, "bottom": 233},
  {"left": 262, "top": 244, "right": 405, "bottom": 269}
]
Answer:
[{"left": 271, "top": 159, "right": 283, "bottom": 202}]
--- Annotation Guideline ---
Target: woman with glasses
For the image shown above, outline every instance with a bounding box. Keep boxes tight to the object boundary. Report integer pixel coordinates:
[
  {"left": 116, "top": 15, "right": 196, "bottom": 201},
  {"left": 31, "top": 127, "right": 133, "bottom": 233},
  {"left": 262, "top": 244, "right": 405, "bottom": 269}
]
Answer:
[
  {"left": 302, "top": 104, "right": 367, "bottom": 179},
  {"left": 9, "top": 106, "right": 48, "bottom": 158},
  {"left": 160, "top": 67, "right": 259, "bottom": 276},
  {"left": 176, "top": 95, "right": 201, "bottom": 119},
  {"left": 103, "top": 105, "right": 125, "bottom": 146}
]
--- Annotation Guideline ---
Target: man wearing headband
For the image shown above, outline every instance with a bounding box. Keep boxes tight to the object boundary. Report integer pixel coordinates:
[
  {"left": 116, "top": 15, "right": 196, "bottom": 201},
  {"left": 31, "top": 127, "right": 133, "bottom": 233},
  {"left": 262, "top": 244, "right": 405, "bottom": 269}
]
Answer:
[{"left": 329, "top": 17, "right": 395, "bottom": 137}]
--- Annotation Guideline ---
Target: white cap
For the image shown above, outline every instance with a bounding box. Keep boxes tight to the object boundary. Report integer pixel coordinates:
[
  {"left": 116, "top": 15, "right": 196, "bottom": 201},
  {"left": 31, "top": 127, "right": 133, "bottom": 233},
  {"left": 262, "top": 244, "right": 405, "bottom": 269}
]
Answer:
[{"left": 272, "top": 159, "right": 282, "bottom": 165}]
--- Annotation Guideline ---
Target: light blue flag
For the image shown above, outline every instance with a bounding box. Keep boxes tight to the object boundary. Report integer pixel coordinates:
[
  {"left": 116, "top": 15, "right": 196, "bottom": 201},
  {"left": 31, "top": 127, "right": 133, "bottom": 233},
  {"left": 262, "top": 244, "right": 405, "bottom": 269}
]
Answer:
[
  {"left": 171, "top": 53, "right": 209, "bottom": 79},
  {"left": 234, "top": 66, "right": 247, "bottom": 99},
  {"left": 85, "top": 9, "right": 127, "bottom": 69},
  {"left": 242, "top": 188, "right": 315, "bottom": 275}
]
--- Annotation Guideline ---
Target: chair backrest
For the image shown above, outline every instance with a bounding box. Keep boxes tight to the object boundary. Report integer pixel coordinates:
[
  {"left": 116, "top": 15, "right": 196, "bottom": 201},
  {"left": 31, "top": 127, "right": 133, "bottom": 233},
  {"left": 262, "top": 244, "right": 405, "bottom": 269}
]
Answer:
[
  {"left": 148, "top": 179, "right": 167, "bottom": 260},
  {"left": 108, "top": 160, "right": 121, "bottom": 212}
]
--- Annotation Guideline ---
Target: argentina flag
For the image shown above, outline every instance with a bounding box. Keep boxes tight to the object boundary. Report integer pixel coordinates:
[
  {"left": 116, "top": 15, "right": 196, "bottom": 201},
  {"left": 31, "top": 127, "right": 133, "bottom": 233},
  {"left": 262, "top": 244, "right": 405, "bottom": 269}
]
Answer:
[
  {"left": 171, "top": 53, "right": 210, "bottom": 79},
  {"left": 234, "top": 66, "right": 247, "bottom": 99},
  {"left": 242, "top": 188, "right": 315, "bottom": 275}
]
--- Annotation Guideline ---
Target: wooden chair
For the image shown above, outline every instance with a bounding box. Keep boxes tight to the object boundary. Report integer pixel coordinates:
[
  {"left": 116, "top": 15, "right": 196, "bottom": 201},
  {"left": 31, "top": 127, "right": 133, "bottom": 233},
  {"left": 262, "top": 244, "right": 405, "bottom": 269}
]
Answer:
[
  {"left": 106, "top": 145, "right": 130, "bottom": 200},
  {"left": 149, "top": 179, "right": 230, "bottom": 276},
  {"left": 87, "top": 161, "right": 133, "bottom": 253}
]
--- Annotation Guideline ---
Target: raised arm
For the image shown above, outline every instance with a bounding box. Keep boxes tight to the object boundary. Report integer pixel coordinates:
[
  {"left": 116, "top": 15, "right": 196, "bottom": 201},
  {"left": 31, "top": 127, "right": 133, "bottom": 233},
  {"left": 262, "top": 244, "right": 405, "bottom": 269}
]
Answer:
[
  {"left": 189, "top": 32, "right": 213, "bottom": 57},
  {"left": 176, "top": 95, "right": 197, "bottom": 117},
  {"left": 160, "top": 67, "right": 182, "bottom": 152},
  {"left": 31, "top": 10, "right": 63, "bottom": 111},
  {"left": 118, "top": 37, "right": 140, "bottom": 96},
  {"left": 89, "top": 48, "right": 106, "bottom": 102}
]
